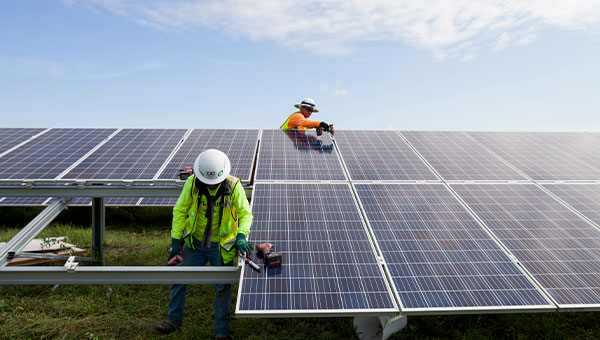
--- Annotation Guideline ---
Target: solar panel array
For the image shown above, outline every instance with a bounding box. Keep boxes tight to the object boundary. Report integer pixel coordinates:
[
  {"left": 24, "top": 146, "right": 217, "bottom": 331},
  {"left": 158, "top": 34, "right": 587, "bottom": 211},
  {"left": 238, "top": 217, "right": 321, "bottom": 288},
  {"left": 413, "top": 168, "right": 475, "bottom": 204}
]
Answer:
[
  {"left": 255, "top": 130, "right": 346, "bottom": 181},
  {"left": 0, "top": 128, "right": 46, "bottom": 155},
  {"left": 401, "top": 131, "right": 525, "bottom": 181},
  {"left": 335, "top": 130, "right": 437, "bottom": 181},
  {"left": 452, "top": 184, "right": 600, "bottom": 307},
  {"left": 237, "top": 183, "right": 397, "bottom": 315},
  {"left": 468, "top": 132, "right": 600, "bottom": 181},
  {"left": 532, "top": 132, "right": 600, "bottom": 171},
  {"left": 0, "top": 128, "right": 116, "bottom": 179},
  {"left": 158, "top": 129, "right": 258, "bottom": 182},
  {"left": 542, "top": 184, "right": 600, "bottom": 226},
  {"left": 355, "top": 183, "right": 552, "bottom": 312},
  {"left": 62, "top": 129, "right": 186, "bottom": 180}
]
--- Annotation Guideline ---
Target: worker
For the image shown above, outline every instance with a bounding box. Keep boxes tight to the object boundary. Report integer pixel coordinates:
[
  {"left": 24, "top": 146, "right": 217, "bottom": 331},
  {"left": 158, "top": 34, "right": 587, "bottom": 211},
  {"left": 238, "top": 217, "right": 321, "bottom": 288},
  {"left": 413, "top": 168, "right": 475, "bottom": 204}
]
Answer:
[
  {"left": 154, "top": 149, "right": 252, "bottom": 340},
  {"left": 280, "top": 97, "right": 332, "bottom": 132}
]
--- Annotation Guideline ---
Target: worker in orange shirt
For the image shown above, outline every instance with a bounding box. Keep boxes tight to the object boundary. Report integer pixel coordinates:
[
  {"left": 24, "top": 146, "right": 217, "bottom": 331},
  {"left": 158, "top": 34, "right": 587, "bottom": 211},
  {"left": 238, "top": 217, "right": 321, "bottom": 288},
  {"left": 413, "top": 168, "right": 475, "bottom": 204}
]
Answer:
[{"left": 280, "top": 98, "right": 332, "bottom": 132}]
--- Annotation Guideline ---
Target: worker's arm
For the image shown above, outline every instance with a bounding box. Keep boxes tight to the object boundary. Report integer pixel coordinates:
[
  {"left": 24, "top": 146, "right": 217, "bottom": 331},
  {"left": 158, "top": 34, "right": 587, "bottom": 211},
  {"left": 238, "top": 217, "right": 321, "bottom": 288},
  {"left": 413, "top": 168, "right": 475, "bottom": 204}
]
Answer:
[
  {"left": 232, "top": 181, "right": 252, "bottom": 237},
  {"left": 171, "top": 176, "right": 194, "bottom": 239},
  {"left": 287, "top": 113, "right": 321, "bottom": 129}
]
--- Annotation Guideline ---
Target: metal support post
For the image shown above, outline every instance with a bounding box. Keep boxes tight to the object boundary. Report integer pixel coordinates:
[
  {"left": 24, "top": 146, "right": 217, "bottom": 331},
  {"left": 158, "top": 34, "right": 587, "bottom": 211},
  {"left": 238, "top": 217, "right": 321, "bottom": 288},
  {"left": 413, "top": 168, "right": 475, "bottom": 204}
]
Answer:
[{"left": 92, "top": 197, "right": 105, "bottom": 265}]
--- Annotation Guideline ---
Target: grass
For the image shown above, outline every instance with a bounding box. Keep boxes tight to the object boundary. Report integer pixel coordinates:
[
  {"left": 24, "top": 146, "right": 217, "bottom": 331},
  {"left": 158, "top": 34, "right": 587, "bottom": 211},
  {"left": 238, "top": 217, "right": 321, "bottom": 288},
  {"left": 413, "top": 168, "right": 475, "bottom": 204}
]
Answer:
[{"left": 2, "top": 222, "right": 600, "bottom": 339}]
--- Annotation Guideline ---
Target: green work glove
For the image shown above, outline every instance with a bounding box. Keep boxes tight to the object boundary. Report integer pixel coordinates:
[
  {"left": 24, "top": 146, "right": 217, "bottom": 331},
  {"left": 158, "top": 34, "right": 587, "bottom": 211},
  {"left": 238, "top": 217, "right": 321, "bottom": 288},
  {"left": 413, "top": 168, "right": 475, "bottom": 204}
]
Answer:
[
  {"left": 169, "top": 238, "right": 181, "bottom": 260},
  {"left": 235, "top": 233, "right": 251, "bottom": 254}
]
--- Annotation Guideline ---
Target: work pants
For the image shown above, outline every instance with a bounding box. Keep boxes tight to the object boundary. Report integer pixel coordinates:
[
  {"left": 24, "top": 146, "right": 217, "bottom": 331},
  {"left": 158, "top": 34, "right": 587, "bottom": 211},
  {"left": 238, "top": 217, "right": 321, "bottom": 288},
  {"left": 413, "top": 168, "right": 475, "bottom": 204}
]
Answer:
[{"left": 166, "top": 239, "right": 232, "bottom": 338}]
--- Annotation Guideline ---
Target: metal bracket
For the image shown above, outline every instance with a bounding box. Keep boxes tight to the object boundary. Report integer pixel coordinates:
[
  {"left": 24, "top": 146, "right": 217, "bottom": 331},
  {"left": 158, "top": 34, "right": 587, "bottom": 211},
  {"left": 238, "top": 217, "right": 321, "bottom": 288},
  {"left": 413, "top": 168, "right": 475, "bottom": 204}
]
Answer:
[{"left": 64, "top": 256, "right": 79, "bottom": 272}]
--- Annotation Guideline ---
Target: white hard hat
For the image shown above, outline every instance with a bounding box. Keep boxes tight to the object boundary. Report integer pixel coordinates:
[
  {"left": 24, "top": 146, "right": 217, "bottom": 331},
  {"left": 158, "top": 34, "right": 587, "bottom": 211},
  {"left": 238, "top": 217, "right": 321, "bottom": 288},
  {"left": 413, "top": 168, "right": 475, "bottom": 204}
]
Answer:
[
  {"left": 193, "top": 149, "right": 231, "bottom": 185},
  {"left": 294, "top": 97, "right": 319, "bottom": 112}
]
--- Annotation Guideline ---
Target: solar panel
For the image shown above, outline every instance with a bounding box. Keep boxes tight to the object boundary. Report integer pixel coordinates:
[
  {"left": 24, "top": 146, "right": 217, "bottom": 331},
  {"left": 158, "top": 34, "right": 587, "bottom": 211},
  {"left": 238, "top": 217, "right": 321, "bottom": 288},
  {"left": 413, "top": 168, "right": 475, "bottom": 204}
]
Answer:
[
  {"left": 468, "top": 132, "right": 600, "bottom": 181},
  {"left": 62, "top": 129, "right": 186, "bottom": 180},
  {"left": 0, "top": 197, "right": 51, "bottom": 206},
  {"left": 157, "top": 129, "right": 258, "bottom": 182},
  {"left": 452, "top": 183, "right": 600, "bottom": 307},
  {"left": 335, "top": 130, "right": 437, "bottom": 181},
  {"left": 236, "top": 183, "right": 397, "bottom": 316},
  {"left": 139, "top": 197, "right": 178, "bottom": 206},
  {"left": 0, "top": 128, "right": 46, "bottom": 155},
  {"left": 355, "top": 183, "right": 552, "bottom": 312},
  {"left": 542, "top": 184, "right": 600, "bottom": 227},
  {"left": 255, "top": 130, "right": 346, "bottom": 181},
  {"left": 531, "top": 132, "right": 600, "bottom": 171},
  {"left": 401, "top": 131, "right": 526, "bottom": 181},
  {"left": 0, "top": 128, "right": 116, "bottom": 180}
]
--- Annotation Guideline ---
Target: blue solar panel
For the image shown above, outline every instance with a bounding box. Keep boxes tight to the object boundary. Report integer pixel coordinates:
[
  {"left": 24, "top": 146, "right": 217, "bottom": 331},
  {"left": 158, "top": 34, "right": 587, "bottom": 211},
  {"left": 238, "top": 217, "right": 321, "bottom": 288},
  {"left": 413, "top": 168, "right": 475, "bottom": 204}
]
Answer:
[
  {"left": 158, "top": 129, "right": 258, "bottom": 182},
  {"left": 236, "top": 183, "right": 397, "bottom": 315},
  {"left": 139, "top": 197, "right": 178, "bottom": 206},
  {"left": 0, "top": 197, "right": 51, "bottom": 206},
  {"left": 255, "top": 130, "right": 346, "bottom": 181},
  {"left": 401, "top": 131, "right": 526, "bottom": 181},
  {"left": 542, "top": 184, "right": 600, "bottom": 228},
  {"left": 531, "top": 132, "right": 600, "bottom": 172},
  {"left": 63, "top": 129, "right": 186, "bottom": 180},
  {"left": 335, "top": 130, "right": 437, "bottom": 181},
  {"left": 0, "top": 128, "right": 116, "bottom": 180},
  {"left": 452, "top": 184, "right": 600, "bottom": 307},
  {"left": 468, "top": 132, "right": 600, "bottom": 181},
  {"left": 356, "top": 183, "right": 552, "bottom": 312},
  {"left": 0, "top": 128, "right": 46, "bottom": 155}
]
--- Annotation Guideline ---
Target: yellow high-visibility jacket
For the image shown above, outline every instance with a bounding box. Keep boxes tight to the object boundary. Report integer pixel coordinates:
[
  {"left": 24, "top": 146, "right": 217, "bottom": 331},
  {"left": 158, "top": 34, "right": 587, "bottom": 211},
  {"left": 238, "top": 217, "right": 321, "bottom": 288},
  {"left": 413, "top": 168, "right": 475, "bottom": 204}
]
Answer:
[{"left": 171, "top": 174, "right": 252, "bottom": 263}]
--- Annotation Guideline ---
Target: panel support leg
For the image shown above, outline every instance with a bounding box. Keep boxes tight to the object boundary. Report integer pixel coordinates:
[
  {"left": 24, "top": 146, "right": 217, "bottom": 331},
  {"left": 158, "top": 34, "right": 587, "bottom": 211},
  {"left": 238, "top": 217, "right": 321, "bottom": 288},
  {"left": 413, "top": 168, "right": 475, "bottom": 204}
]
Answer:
[
  {"left": 92, "top": 197, "right": 105, "bottom": 265},
  {"left": 353, "top": 314, "right": 407, "bottom": 340}
]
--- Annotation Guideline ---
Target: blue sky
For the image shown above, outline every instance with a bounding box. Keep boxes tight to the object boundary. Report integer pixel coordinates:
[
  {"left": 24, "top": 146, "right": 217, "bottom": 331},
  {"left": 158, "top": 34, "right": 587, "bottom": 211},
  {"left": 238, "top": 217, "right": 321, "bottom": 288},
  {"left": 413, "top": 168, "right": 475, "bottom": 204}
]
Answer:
[{"left": 1, "top": 0, "right": 599, "bottom": 131}]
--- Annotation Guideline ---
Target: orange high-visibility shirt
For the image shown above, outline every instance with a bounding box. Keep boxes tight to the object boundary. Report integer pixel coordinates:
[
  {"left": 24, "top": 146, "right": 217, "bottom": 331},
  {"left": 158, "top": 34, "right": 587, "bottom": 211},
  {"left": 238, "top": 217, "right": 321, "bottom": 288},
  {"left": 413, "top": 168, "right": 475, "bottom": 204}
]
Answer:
[{"left": 280, "top": 111, "right": 321, "bottom": 129}]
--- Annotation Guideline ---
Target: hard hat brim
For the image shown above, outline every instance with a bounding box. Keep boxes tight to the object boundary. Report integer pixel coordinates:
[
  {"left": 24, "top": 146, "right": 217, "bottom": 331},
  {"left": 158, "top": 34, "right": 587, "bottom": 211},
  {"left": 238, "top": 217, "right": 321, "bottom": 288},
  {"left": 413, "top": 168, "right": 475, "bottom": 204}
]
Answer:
[{"left": 294, "top": 104, "right": 319, "bottom": 113}]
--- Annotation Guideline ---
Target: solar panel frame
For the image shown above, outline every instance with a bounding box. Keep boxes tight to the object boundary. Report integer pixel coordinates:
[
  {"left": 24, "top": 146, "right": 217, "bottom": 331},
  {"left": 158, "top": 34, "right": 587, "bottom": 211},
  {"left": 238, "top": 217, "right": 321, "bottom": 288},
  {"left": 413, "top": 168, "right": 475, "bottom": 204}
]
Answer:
[
  {"left": 451, "top": 183, "right": 600, "bottom": 309},
  {"left": 236, "top": 182, "right": 399, "bottom": 317},
  {"left": 157, "top": 129, "right": 259, "bottom": 182},
  {"left": 354, "top": 183, "right": 554, "bottom": 314},
  {"left": 254, "top": 130, "right": 347, "bottom": 181},
  {"left": 468, "top": 132, "right": 600, "bottom": 181},
  {"left": 335, "top": 130, "right": 438, "bottom": 181},
  {"left": 401, "top": 131, "right": 527, "bottom": 181}
]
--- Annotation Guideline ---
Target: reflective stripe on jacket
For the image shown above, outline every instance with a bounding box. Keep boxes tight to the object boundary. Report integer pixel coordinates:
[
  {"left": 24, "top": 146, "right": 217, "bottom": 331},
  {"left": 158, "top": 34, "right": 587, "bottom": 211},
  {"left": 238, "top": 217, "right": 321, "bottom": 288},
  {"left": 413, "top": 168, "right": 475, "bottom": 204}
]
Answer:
[
  {"left": 280, "top": 111, "right": 321, "bottom": 129},
  {"left": 171, "top": 174, "right": 252, "bottom": 263}
]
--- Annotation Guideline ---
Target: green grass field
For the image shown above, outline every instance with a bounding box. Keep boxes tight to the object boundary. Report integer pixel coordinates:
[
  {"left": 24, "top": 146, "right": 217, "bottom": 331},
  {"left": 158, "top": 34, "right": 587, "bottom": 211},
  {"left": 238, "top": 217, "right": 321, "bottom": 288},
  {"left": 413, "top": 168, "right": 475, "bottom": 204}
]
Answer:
[{"left": 1, "top": 212, "right": 600, "bottom": 339}]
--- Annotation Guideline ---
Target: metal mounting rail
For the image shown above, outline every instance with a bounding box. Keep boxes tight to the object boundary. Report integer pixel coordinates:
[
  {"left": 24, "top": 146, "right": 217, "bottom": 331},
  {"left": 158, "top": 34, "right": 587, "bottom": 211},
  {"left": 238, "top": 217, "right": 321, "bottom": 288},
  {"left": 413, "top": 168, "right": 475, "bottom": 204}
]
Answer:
[
  {"left": 0, "top": 266, "right": 241, "bottom": 285},
  {"left": 0, "top": 198, "right": 70, "bottom": 267}
]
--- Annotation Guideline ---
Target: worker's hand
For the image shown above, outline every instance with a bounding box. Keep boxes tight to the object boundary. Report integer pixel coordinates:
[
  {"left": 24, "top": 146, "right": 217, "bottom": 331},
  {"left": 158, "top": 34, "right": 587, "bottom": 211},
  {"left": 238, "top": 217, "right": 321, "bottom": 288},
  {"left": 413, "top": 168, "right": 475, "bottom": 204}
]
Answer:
[
  {"left": 169, "top": 238, "right": 181, "bottom": 259},
  {"left": 319, "top": 122, "right": 330, "bottom": 132},
  {"left": 236, "top": 233, "right": 252, "bottom": 254}
]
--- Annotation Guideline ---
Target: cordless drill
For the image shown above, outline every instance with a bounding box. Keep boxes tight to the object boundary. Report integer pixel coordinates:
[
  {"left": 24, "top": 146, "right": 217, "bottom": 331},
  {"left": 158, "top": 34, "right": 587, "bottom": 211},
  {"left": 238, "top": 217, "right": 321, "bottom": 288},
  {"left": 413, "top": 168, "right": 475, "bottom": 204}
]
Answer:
[
  {"left": 255, "top": 243, "right": 282, "bottom": 267},
  {"left": 166, "top": 244, "right": 183, "bottom": 266}
]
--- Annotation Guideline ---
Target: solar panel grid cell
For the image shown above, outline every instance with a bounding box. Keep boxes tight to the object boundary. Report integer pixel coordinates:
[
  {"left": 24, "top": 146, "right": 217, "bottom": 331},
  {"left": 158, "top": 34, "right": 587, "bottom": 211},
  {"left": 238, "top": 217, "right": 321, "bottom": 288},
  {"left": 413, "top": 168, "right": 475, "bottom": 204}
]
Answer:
[
  {"left": 0, "top": 128, "right": 116, "bottom": 180},
  {"left": 542, "top": 184, "right": 600, "bottom": 227},
  {"left": 0, "top": 128, "right": 46, "bottom": 155},
  {"left": 468, "top": 132, "right": 600, "bottom": 181},
  {"left": 255, "top": 130, "right": 346, "bottom": 181},
  {"left": 237, "top": 183, "right": 397, "bottom": 314},
  {"left": 452, "top": 184, "right": 600, "bottom": 306},
  {"left": 401, "top": 131, "right": 526, "bottom": 181},
  {"left": 63, "top": 129, "right": 186, "bottom": 180},
  {"left": 356, "top": 183, "right": 552, "bottom": 311},
  {"left": 158, "top": 129, "right": 258, "bottom": 181},
  {"left": 335, "top": 130, "right": 437, "bottom": 181}
]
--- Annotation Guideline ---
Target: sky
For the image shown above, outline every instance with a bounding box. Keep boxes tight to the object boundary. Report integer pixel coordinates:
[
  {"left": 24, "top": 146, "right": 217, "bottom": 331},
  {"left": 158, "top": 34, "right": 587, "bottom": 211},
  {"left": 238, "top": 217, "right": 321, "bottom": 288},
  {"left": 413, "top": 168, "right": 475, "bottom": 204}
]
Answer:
[{"left": 1, "top": 0, "right": 599, "bottom": 131}]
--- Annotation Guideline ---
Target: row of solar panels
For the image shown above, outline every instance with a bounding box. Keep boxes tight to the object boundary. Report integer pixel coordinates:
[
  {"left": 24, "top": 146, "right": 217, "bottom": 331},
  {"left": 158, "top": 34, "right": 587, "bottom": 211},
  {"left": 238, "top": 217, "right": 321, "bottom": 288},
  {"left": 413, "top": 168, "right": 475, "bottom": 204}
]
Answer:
[
  {"left": 2, "top": 128, "right": 600, "bottom": 206},
  {"left": 238, "top": 182, "right": 600, "bottom": 316}
]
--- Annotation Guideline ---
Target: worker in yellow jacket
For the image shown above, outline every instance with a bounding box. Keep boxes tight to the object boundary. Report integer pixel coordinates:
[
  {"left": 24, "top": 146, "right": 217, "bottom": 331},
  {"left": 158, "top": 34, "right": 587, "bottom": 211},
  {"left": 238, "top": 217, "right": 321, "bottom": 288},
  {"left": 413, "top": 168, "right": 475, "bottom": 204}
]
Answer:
[
  {"left": 155, "top": 149, "right": 252, "bottom": 340},
  {"left": 280, "top": 97, "right": 333, "bottom": 131}
]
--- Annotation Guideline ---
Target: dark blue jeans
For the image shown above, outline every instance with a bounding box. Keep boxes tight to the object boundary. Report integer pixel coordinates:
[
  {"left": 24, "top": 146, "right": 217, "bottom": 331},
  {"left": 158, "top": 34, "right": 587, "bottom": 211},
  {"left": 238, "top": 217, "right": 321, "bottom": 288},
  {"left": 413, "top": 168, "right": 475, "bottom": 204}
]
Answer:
[{"left": 166, "top": 239, "right": 231, "bottom": 338}]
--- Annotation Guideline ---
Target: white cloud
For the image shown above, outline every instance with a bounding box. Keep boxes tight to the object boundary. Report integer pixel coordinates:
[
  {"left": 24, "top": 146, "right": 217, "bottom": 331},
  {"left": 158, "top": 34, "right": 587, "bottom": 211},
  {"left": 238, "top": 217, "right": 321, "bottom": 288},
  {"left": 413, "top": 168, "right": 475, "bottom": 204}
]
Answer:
[
  {"left": 64, "top": 0, "right": 600, "bottom": 58},
  {"left": 320, "top": 81, "right": 349, "bottom": 97},
  {"left": 13, "top": 58, "right": 168, "bottom": 79}
]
